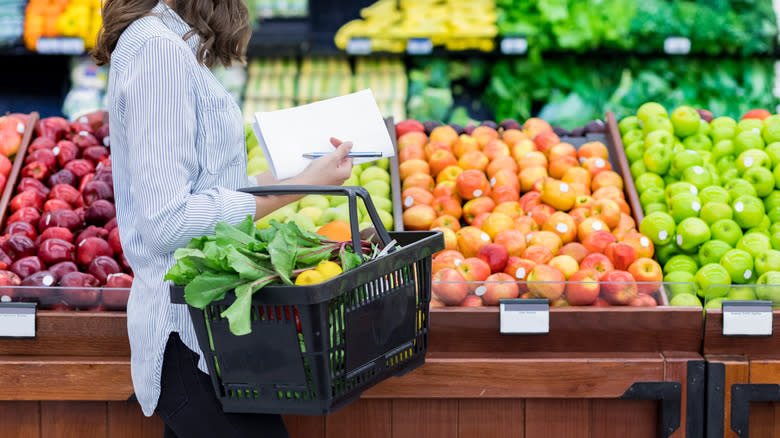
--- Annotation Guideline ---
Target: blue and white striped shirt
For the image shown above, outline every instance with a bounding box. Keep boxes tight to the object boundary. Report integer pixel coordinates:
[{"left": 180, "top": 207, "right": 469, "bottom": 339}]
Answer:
[{"left": 107, "top": 2, "right": 257, "bottom": 417}]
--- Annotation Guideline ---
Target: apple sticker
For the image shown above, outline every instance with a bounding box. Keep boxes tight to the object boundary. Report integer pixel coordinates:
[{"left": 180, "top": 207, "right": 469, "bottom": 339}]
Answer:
[
  {"left": 735, "top": 201, "right": 744, "bottom": 213},
  {"left": 17, "top": 123, "right": 24, "bottom": 134},
  {"left": 659, "top": 230, "right": 668, "bottom": 241},
  {"left": 677, "top": 234, "right": 683, "bottom": 245},
  {"left": 79, "top": 131, "right": 89, "bottom": 137},
  {"left": 556, "top": 223, "right": 567, "bottom": 233},
  {"left": 692, "top": 166, "right": 704, "bottom": 175},
  {"left": 690, "top": 186, "right": 698, "bottom": 195},
  {"left": 454, "top": 259, "right": 462, "bottom": 266},
  {"left": 752, "top": 128, "right": 761, "bottom": 135},
  {"left": 404, "top": 196, "right": 414, "bottom": 208},
  {"left": 474, "top": 286, "right": 487, "bottom": 296},
  {"left": 640, "top": 237, "right": 650, "bottom": 248},
  {"left": 692, "top": 202, "right": 701, "bottom": 212},
  {"left": 473, "top": 190, "right": 483, "bottom": 197},
  {"left": 515, "top": 267, "right": 526, "bottom": 279},
  {"left": 560, "top": 182, "right": 569, "bottom": 193},
  {"left": 595, "top": 158, "right": 606, "bottom": 168},
  {"left": 744, "top": 156, "right": 754, "bottom": 168},
  {"left": 480, "top": 232, "right": 490, "bottom": 242},
  {"left": 42, "top": 275, "right": 54, "bottom": 286},
  {"left": 490, "top": 177, "right": 497, "bottom": 187},
  {"left": 0, "top": 295, "right": 9, "bottom": 303},
  {"left": 592, "top": 221, "right": 602, "bottom": 231},
  {"left": 579, "top": 157, "right": 586, "bottom": 164},
  {"left": 526, "top": 234, "right": 533, "bottom": 242},
  {"left": 744, "top": 270, "right": 751, "bottom": 280}
]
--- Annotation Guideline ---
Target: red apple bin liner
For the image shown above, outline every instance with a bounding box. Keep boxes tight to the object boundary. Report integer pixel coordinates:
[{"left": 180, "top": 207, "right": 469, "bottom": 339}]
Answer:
[
  {"left": 169, "top": 185, "right": 444, "bottom": 415},
  {"left": 0, "top": 113, "right": 132, "bottom": 311}
]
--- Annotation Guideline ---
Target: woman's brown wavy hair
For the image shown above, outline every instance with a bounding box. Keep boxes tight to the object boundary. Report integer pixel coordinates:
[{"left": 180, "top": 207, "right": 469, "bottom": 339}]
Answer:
[{"left": 92, "top": 0, "right": 251, "bottom": 68}]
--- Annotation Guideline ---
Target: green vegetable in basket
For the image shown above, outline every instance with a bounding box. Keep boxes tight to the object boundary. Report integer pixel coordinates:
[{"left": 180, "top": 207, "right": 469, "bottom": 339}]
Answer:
[{"left": 165, "top": 216, "right": 379, "bottom": 336}]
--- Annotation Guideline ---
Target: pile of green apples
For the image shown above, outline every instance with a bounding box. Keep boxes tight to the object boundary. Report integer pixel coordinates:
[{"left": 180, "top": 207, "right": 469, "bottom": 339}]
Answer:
[
  {"left": 620, "top": 104, "right": 780, "bottom": 308},
  {"left": 245, "top": 123, "right": 395, "bottom": 232}
]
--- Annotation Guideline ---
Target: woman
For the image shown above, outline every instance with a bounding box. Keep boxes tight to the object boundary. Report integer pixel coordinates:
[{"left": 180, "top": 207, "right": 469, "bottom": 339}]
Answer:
[{"left": 92, "top": 1, "right": 353, "bottom": 436}]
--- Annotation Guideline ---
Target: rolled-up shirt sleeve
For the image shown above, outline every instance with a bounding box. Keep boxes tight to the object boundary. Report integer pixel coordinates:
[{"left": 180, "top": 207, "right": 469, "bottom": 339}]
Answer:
[{"left": 121, "top": 37, "right": 256, "bottom": 255}]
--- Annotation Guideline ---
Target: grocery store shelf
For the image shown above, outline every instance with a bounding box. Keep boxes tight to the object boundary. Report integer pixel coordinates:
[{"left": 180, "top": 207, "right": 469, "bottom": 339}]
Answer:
[{"left": 246, "top": 19, "right": 311, "bottom": 57}]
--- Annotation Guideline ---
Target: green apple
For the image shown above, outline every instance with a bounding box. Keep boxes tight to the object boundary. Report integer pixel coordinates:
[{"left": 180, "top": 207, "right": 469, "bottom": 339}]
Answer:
[
  {"left": 644, "top": 203, "right": 668, "bottom": 214},
  {"left": 360, "top": 167, "right": 390, "bottom": 185},
  {"left": 636, "top": 172, "right": 665, "bottom": 194},
  {"left": 761, "top": 215, "right": 772, "bottom": 230},
  {"left": 733, "top": 195, "right": 765, "bottom": 229},
  {"left": 673, "top": 143, "right": 686, "bottom": 154},
  {"left": 768, "top": 205, "right": 780, "bottom": 224},
  {"left": 371, "top": 196, "right": 393, "bottom": 213},
  {"left": 663, "top": 174, "right": 679, "bottom": 187},
  {"left": 655, "top": 242, "right": 681, "bottom": 265},
  {"left": 736, "top": 118, "right": 764, "bottom": 135},
  {"left": 765, "top": 142, "right": 780, "bottom": 167},
  {"left": 727, "top": 287, "right": 757, "bottom": 301},
  {"left": 698, "top": 119, "right": 712, "bottom": 136},
  {"left": 255, "top": 205, "right": 297, "bottom": 229},
  {"left": 712, "top": 139, "right": 735, "bottom": 162},
  {"left": 300, "top": 195, "right": 330, "bottom": 211},
  {"left": 666, "top": 182, "right": 698, "bottom": 203},
  {"left": 694, "top": 264, "right": 731, "bottom": 297},
  {"left": 664, "top": 271, "right": 698, "bottom": 297},
  {"left": 298, "top": 206, "right": 324, "bottom": 225},
  {"left": 683, "top": 134, "right": 713, "bottom": 151},
  {"left": 733, "top": 130, "right": 765, "bottom": 156},
  {"left": 320, "top": 206, "right": 351, "bottom": 225},
  {"left": 623, "top": 130, "right": 645, "bottom": 147},
  {"left": 720, "top": 167, "right": 739, "bottom": 184},
  {"left": 630, "top": 160, "right": 648, "bottom": 179},
  {"left": 697, "top": 150, "right": 713, "bottom": 165},
  {"left": 770, "top": 223, "right": 780, "bottom": 250},
  {"left": 625, "top": 141, "right": 646, "bottom": 164},
  {"left": 711, "top": 125, "right": 736, "bottom": 144},
  {"left": 643, "top": 115, "right": 674, "bottom": 135},
  {"left": 773, "top": 164, "right": 780, "bottom": 190},
  {"left": 676, "top": 217, "right": 711, "bottom": 251},
  {"left": 705, "top": 164, "right": 720, "bottom": 186},
  {"left": 359, "top": 222, "right": 374, "bottom": 231},
  {"left": 699, "top": 202, "right": 733, "bottom": 225},
  {"left": 663, "top": 254, "right": 700, "bottom": 275},
  {"left": 748, "top": 227, "right": 771, "bottom": 238},
  {"left": 762, "top": 119, "right": 780, "bottom": 144},
  {"left": 364, "top": 180, "right": 390, "bottom": 198},
  {"left": 670, "top": 106, "right": 701, "bottom": 137},
  {"left": 619, "top": 116, "right": 642, "bottom": 135},
  {"left": 377, "top": 209, "right": 394, "bottom": 230},
  {"left": 766, "top": 191, "right": 780, "bottom": 208},
  {"left": 725, "top": 179, "right": 758, "bottom": 201},
  {"left": 705, "top": 297, "right": 725, "bottom": 309},
  {"left": 329, "top": 195, "right": 349, "bottom": 208},
  {"left": 644, "top": 130, "right": 674, "bottom": 148},
  {"left": 375, "top": 158, "right": 390, "bottom": 170},
  {"left": 736, "top": 149, "right": 772, "bottom": 173},
  {"left": 737, "top": 232, "right": 771, "bottom": 260},
  {"left": 670, "top": 150, "right": 703, "bottom": 178},
  {"left": 756, "top": 272, "right": 780, "bottom": 305},
  {"left": 640, "top": 187, "right": 666, "bottom": 208},
  {"left": 247, "top": 156, "right": 270, "bottom": 175},
  {"left": 643, "top": 144, "right": 672, "bottom": 174},
  {"left": 669, "top": 193, "right": 702, "bottom": 223},
  {"left": 711, "top": 219, "right": 743, "bottom": 247},
  {"left": 713, "top": 116, "right": 738, "bottom": 129},
  {"left": 699, "top": 186, "right": 730, "bottom": 205},
  {"left": 682, "top": 165, "right": 713, "bottom": 190},
  {"left": 670, "top": 293, "right": 702, "bottom": 307},
  {"left": 756, "top": 249, "right": 780, "bottom": 276},
  {"left": 343, "top": 174, "right": 359, "bottom": 187},
  {"left": 699, "top": 240, "right": 732, "bottom": 266},
  {"left": 743, "top": 166, "right": 775, "bottom": 197},
  {"left": 640, "top": 211, "right": 676, "bottom": 246},
  {"left": 637, "top": 102, "right": 668, "bottom": 124}
]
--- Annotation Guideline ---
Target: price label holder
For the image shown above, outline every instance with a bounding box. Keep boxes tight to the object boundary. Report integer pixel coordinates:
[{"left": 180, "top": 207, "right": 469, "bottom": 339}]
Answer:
[
  {"left": 36, "top": 37, "right": 85, "bottom": 55},
  {"left": 722, "top": 300, "right": 773, "bottom": 337},
  {"left": 407, "top": 38, "right": 433, "bottom": 55},
  {"left": 0, "top": 302, "right": 36, "bottom": 338},
  {"left": 500, "top": 36, "right": 528, "bottom": 55},
  {"left": 663, "top": 37, "right": 691, "bottom": 55},
  {"left": 346, "top": 37, "right": 372, "bottom": 55},
  {"left": 500, "top": 298, "right": 549, "bottom": 334}
]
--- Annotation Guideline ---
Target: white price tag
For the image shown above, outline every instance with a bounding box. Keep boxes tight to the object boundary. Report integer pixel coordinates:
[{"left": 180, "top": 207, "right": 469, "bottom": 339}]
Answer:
[
  {"left": 500, "top": 37, "right": 528, "bottom": 55},
  {"left": 0, "top": 303, "right": 36, "bottom": 338},
  {"left": 407, "top": 38, "right": 433, "bottom": 55},
  {"left": 346, "top": 37, "right": 372, "bottom": 55},
  {"left": 500, "top": 299, "right": 549, "bottom": 334},
  {"left": 723, "top": 300, "right": 773, "bottom": 336},
  {"left": 664, "top": 37, "right": 691, "bottom": 55},
  {"left": 36, "top": 37, "right": 85, "bottom": 55}
]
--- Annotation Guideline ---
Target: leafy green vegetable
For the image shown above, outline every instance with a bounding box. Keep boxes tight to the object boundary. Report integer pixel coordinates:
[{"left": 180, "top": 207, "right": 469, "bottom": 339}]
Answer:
[{"left": 167, "top": 216, "right": 375, "bottom": 335}]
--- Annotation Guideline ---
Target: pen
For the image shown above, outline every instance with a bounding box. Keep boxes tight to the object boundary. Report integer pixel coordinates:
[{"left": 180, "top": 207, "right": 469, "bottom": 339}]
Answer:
[{"left": 302, "top": 152, "right": 383, "bottom": 159}]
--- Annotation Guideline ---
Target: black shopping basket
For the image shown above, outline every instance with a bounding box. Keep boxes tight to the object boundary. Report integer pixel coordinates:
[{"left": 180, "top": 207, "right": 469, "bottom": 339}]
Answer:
[{"left": 170, "top": 186, "right": 444, "bottom": 415}]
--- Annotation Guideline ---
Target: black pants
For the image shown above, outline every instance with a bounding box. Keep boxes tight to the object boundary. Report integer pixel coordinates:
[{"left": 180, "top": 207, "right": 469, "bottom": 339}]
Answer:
[{"left": 155, "top": 332, "right": 289, "bottom": 438}]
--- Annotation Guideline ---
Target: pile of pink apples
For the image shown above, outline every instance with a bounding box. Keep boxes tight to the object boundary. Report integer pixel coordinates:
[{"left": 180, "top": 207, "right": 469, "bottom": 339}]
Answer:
[{"left": 0, "top": 112, "right": 132, "bottom": 310}]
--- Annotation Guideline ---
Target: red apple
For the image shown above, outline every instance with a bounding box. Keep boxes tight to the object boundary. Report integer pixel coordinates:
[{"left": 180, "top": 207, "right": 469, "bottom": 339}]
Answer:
[
  {"left": 457, "top": 257, "right": 491, "bottom": 290},
  {"left": 432, "top": 250, "right": 465, "bottom": 274},
  {"left": 628, "top": 257, "right": 663, "bottom": 294},
  {"left": 600, "top": 270, "right": 638, "bottom": 305},
  {"left": 477, "top": 243, "right": 509, "bottom": 273},
  {"left": 566, "top": 269, "right": 600, "bottom": 305},
  {"left": 459, "top": 295, "right": 483, "bottom": 307},
  {"left": 582, "top": 230, "right": 617, "bottom": 254},
  {"left": 432, "top": 268, "right": 469, "bottom": 306},
  {"left": 604, "top": 242, "right": 637, "bottom": 271},
  {"left": 526, "top": 264, "right": 565, "bottom": 300},
  {"left": 580, "top": 253, "right": 614, "bottom": 280},
  {"left": 479, "top": 273, "right": 520, "bottom": 305},
  {"left": 557, "top": 242, "right": 589, "bottom": 264}
]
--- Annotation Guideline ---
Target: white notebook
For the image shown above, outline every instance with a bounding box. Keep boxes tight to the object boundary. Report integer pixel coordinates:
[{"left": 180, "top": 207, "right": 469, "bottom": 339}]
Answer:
[{"left": 250, "top": 89, "right": 395, "bottom": 181}]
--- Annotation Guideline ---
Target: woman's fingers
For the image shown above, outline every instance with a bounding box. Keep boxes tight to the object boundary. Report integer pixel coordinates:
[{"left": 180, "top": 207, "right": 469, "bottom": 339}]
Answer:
[{"left": 330, "top": 137, "right": 343, "bottom": 147}]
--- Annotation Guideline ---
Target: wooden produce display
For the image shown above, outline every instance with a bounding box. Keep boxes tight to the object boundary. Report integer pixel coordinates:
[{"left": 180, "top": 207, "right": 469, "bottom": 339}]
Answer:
[{"left": 281, "top": 113, "right": 706, "bottom": 438}]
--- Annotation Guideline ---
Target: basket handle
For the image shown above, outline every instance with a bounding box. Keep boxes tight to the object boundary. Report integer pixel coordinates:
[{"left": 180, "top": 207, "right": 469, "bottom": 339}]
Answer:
[{"left": 238, "top": 185, "right": 393, "bottom": 253}]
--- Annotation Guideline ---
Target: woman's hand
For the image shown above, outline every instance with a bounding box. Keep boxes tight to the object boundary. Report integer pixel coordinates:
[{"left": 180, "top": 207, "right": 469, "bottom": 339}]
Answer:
[{"left": 295, "top": 138, "right": 354, "bottom": 186}]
